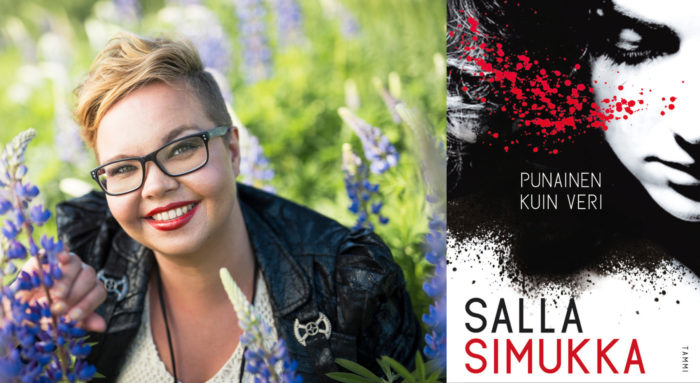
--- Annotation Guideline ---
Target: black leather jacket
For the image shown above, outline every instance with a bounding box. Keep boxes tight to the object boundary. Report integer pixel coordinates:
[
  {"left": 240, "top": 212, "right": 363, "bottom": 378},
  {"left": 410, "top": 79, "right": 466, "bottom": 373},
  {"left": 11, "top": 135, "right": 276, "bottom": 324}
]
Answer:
[{"left": 56, "top": 184, "right": 421, "bottom": 382}]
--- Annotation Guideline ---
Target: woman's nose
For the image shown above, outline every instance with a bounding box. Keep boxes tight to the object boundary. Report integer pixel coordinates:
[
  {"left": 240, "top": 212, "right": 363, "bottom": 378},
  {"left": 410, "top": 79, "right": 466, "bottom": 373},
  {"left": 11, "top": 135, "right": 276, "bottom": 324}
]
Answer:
[
  {"left": 140, "top": 162, "right": 178, "bottom": 198},
  {"left": 667, "top": 83, "right": 700, "bottom": 146}
]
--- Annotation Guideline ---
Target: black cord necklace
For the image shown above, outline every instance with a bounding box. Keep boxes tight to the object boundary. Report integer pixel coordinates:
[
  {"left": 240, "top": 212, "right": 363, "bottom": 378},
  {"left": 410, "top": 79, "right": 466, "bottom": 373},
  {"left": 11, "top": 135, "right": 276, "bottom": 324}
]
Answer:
[{"left": 156, "top": 261, "right": 259, "bottom": 383}]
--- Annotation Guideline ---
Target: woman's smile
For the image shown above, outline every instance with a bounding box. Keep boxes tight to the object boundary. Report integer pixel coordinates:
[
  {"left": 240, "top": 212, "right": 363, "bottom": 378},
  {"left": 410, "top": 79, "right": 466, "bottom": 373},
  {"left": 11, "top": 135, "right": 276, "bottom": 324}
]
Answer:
[{"left": 145, "top": 201, "right": 200, "bottom": 231}]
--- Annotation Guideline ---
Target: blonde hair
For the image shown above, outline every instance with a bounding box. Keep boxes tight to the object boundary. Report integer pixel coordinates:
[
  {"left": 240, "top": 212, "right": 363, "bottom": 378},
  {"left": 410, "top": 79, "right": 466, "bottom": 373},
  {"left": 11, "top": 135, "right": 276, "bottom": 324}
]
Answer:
[{"left": 75, "top": 32, "right": 232, "bottom": 150}]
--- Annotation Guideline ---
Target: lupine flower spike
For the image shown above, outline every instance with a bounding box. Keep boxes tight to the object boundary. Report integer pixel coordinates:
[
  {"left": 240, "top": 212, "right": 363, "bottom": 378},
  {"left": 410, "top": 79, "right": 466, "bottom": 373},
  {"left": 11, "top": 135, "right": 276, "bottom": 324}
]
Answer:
[
  {"left": 159, "top": 3, "right": 232, "bottom": 75},
  {"left": 219, "top": 268, "right": 302, "bottom": 383},
  {"left": 396, "top": 104, "right": 445, "bottom": 203},
  {"left": 396, "top": 104, "right": 447, "bottom": 369},
  {"left": 0, "top": 129, "right": 96, "bottom": 382},
  {"left": 421, "top": 214, "right": 446, "bottom": 365},
  {"left": 233, "top": 0, "right": 272, "bottom": 83},
  {"left": 223, "top": 106, "right": 276, "bottom": 194},
  {"left": 238, "top": 129, "right": 276, "bottom": 194},
  {"left": 341, "top": 144, "right": 388, "bottom": 230},
  {"left": 271, "top": 0, "right": 305, "bottom": 48},
  {"left": 372, "top": 77, "right": 402, "bottom": 123},
  {"left": 338, "top": 107, "right": 399, "bottom": 174}
]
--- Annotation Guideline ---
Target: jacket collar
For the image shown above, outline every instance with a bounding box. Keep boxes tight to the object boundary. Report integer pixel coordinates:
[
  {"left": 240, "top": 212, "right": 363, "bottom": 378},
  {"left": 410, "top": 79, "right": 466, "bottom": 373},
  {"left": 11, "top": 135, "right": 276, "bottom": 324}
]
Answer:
[{"left": 237, "top": 185, "right": 311, "bottom": 316}]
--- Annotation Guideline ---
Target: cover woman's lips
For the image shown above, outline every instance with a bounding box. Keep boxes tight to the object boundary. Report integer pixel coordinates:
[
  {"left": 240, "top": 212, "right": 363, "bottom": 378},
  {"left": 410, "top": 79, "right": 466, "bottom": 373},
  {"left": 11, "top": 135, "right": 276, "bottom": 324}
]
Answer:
[
  {"left": 669, "top": 183, "right": 700, "bottom": 202},
  {"left": 645, "top": 156, "right": 700, "bottom": 180}
]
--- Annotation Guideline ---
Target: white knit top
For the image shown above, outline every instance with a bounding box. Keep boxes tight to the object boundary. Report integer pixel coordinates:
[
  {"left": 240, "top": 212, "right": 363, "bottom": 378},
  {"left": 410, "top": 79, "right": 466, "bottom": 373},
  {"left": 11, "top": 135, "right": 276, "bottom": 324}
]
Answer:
[{"left": 116, "top": 274, "right": 279, "bottom": 383}]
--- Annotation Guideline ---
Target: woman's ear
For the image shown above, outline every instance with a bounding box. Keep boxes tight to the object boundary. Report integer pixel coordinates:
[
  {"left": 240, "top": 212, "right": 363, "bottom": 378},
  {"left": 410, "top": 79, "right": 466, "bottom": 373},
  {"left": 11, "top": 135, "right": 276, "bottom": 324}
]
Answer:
[{"left": 228, "top": 126, "right": 241, "bottom": 177}]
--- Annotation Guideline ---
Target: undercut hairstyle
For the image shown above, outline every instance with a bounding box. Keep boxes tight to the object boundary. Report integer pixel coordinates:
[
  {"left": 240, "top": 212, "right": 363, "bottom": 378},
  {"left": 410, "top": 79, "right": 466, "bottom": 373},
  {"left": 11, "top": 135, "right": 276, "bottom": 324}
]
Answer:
[{"left": 74, "top": 32, "right": 232, "bottom": 150}]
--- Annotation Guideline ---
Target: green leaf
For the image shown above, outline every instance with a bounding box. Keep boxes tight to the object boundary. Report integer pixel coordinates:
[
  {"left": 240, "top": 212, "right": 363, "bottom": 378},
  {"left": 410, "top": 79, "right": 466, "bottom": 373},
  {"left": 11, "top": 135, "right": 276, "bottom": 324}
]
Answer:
[
  {"left": 414, "top": 352, "right": 425, "bottom": 382},
  {"left": 335, "top": 358, "right": 384, "bottom": 383},
  {"left": 424, "top": 358, "right": 445, "bottom": 378},
  {"left": 377, "top": 357, "right": 399, "bottom": 383},
  {"left": 327, "top": 372, "right": 378, "bottom": 383},
  {"left": 381, "top": 356, "right": 416, "bottom": 383},
  {"left": 426, "top": 370, "right": 441, "bottom": 383}
]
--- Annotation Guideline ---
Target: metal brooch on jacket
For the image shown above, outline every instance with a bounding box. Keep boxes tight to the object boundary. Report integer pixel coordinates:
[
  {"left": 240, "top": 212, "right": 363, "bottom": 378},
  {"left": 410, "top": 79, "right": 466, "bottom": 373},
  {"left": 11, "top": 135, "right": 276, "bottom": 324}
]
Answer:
[
  {"left": 96, "top": 269, "right": 128, "bottom": 302},
  {"left": 293, "top": 312, "right": 332, "bottom": 346}
]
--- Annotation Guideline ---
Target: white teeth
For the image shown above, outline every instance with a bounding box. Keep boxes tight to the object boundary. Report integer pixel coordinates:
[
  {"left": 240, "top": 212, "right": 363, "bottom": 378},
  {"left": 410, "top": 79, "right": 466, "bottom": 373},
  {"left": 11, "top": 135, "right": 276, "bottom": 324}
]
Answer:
[{"left": 150, "top": 203, "right": 195, "bottom": 222}]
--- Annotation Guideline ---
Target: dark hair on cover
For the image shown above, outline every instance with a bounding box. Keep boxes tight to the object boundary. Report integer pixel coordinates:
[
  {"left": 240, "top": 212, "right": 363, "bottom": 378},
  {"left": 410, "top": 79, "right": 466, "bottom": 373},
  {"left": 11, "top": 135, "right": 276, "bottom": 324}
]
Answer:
[{"left": 447, "top": 0, "right": 611, "bottom": 193}]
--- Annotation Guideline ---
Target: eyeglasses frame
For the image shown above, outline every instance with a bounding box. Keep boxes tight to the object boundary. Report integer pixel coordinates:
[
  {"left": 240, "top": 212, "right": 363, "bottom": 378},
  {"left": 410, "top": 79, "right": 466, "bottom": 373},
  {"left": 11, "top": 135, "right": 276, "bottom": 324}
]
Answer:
[{"left": 90, "top": 125, "right": 232, "bottom": 196}]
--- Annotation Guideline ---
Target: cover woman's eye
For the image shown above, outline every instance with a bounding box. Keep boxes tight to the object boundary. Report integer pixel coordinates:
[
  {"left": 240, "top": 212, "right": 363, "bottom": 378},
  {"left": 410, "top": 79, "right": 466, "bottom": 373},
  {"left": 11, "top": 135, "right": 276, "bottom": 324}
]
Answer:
[
  {"left": 600, "top": 18, "right": 680, "bottom": 66},
  {"left": 616, "top": 28, "right": 641, "bottom": 52}
]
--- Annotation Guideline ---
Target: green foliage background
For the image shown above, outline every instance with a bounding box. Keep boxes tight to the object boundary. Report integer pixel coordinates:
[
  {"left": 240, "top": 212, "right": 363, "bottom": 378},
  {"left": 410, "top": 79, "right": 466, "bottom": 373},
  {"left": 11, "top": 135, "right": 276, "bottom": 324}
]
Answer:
[{"left": 0, "top": 0, "right": 445, "bottom": 338}]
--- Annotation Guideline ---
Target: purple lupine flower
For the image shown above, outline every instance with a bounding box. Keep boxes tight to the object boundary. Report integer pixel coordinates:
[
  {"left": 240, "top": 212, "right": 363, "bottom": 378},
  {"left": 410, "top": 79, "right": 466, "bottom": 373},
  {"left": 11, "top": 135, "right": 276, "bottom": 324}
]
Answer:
[
  {"left": 2, "top": 221, "right": 19, "bottom": 239},
  {"left": 207, "top": 68, "right": 235, "bottom": 106},
  {"left": 0, "top": 199, "right": 11, "bottom": 214},
  {"left": 396, "top": 103, "right": 446, "bottom": 203},
  {"left": 339, "top": 107, "right": 399, "bottom": 174},
  {"left": 393, "top": 102, "right": 447, "bottom": 369},
  {"left": 0, "top": 129, "right": 96, "bottom": 382},
  {"left": 319, "top": 0, "right": 360, "bottom": 38},
  {"left": 233, "top": 0, "right": 272, "bottom": 83},
  {"left": 30, "top": 205, "right": 51, "bottom": 226},
  {"left": 340, "top": 12, "right": 360, "bottom": 37},
  {"left": 342, "top": 144, "right": 388, "bottom": 230},
  {"left": 238, "top": 127, "right": 276, "bottom": 194},
  {"left": 166, "top": 0, "right": 200, "bottom": 4},
  {"left": 421, "top": 213, "right": 446, "bottom": 365},
  {"left": 270, "top": 0, "right": 305, "bottom": 48},
  {"left": 220, "top": 268, "right": 302, "bottom": 382},
  {"left": 36, "top": 27, "right": 91, "bottom": 170},
  {"left": 53, "top": 107, "right": 90, "bottom": 170},
  {"left": 207, "top": 69, "right": 275, "bottom": 192},
  {"left": 159, "top": 3, "right": 232, "bottom": 75},
  {"left": 373, "top": 77, "right": 402, "bottom": 123},
  {"left": 113, "top": 0, "right": 141, "bottom": 24}
]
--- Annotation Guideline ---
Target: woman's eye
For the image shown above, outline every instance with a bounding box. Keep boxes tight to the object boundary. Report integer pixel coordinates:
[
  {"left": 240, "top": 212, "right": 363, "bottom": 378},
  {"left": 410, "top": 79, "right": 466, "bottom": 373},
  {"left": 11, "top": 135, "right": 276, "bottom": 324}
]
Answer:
[
  {"left": 108, "top": 164, "right": 138, "bottom": 177},
  {"left": 168, "top": 140, "right": 201, "bottom": 158},
  {"left": 605, "top": 27, "right": 662, "bottom": 65},
  {"left": 594, "top": 9, "right": 681, "bottom": 67},
  {"left": 616, "top": 28, "right": 642, "bottom": 51}
]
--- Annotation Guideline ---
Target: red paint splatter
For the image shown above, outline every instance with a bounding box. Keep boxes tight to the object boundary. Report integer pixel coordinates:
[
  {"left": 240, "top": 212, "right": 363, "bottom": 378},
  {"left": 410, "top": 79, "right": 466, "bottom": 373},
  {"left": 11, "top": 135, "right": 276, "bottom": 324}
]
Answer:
[
  {"left": 467, "top": 17, "right": 478, "bottom": 33},
  {"left": 451, "top": 14, "right": 682, "bottom": 153}
]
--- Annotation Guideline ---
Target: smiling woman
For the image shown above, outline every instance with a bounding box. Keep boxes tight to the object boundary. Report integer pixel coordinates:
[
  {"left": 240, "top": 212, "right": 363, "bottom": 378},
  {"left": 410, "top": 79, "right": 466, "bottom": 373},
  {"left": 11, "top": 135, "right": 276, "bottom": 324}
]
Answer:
[
  {"left": 448, "top": 0, "right": 700, "bottom": 275},
  {"left": 53, "top": 32, "right": 420, "bottom": 382}
]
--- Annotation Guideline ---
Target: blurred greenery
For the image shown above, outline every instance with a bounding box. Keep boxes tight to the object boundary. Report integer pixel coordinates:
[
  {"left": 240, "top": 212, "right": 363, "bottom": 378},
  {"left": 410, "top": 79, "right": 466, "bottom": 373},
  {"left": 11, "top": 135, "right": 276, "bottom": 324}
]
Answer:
[{"left": 0, "top": 0, "right": 445, "bottom": 345}]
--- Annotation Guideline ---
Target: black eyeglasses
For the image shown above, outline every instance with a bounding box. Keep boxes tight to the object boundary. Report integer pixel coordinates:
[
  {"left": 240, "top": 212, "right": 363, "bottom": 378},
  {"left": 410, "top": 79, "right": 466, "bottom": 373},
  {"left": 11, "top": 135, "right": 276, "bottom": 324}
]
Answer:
[{"left": 91, "top": 126, "right": 231, "bottom": 196}]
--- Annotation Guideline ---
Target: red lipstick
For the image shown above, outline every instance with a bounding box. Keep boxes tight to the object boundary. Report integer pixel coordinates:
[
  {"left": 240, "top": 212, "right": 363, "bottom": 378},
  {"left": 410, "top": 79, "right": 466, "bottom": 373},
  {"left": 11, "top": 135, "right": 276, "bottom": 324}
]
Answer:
[{"left": 145, "top": 201, "right": 199, "bottom": 231}]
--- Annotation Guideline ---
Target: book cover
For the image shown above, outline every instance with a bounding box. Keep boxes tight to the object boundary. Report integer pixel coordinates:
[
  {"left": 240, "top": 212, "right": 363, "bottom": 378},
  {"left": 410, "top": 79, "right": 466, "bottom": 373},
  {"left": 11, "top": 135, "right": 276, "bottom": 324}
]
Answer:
[{"left": 446, "top": 0, "right": 700, "bottom": 381}]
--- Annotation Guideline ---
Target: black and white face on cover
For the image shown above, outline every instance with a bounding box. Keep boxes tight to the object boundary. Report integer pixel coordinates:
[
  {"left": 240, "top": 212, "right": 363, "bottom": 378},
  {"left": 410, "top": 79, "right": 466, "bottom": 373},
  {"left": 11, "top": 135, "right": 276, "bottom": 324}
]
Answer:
[{"left": 591, "top": 0, "right": 700, "bottom": 222}]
